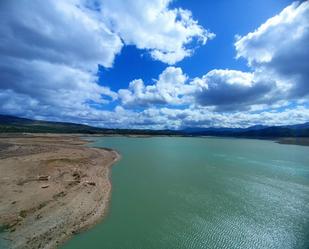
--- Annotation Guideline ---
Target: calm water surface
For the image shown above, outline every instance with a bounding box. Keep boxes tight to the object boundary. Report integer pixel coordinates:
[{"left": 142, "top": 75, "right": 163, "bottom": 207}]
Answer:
[{"left": 62, "top": 137, "right": 309, "bottom": 249}]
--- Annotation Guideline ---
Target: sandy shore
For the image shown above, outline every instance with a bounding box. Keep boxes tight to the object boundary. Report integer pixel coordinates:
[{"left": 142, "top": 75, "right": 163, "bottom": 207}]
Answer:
[{"left": 0, "top": 134, "right": 120, "bottom": 249}]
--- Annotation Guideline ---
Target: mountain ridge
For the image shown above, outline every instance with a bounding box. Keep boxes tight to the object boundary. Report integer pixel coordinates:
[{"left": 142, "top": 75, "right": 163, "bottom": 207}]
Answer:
[{"left": 0, "top": 114, "right": 308, "bottom": 137}]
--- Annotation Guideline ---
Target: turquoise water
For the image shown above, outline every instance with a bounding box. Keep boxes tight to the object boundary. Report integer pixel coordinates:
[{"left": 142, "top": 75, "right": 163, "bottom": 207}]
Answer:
[
  {"left": 62, "top": 137, "right": 309, "bottom": 249},
  {"left": 0, "top": 225, "right": 8, "bottom": 249}
]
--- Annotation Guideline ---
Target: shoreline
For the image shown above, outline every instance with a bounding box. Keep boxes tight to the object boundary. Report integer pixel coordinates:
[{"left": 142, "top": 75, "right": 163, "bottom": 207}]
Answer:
[
  {"left": 1, "top": 133, "right": 308, "bottom": 146},
  {"left": 0, "top": 134, "right": 120, "bottom": 249},
  {"left": 81, "top": 133, "right": 309, "bottom": 146},
  {"left": 54, "top": 146, "right": 121, "bottom": 249},
  {"left": 0, "top": 134, "right": 307, "bottom": 248}
]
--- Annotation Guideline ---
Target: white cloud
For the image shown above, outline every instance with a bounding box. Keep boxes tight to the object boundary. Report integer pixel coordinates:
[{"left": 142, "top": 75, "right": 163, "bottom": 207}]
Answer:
[
  {"left": 235, "top": 1, "right": 309, "bottom": 98},
  {"left": 0, "top": 0, "right": 123, "bottom": 69},
  {"left": 98, "top": 0, "right": 215, "bottom": 64},
  {"left": 193, "top": 69, "right": 276, "bottom": 110},
  {"left": 134, "top": 105, "right": 309, "bottom": 129},
  {"left": 1, "top": 0, "right": 308, "bottom": 129},
  {"left": 0, "top": 0, "right": 122, "bottom": 118},
  {"left": 0, "top": 0, "right": 214, "bottom": 120},
  {"left": 118, "top": 67, "right": 276, "bottom": 111},
  {"left": 0, "top": 57, "right": 117, "bottom": 112},
  {"left": 132, "top": 1, "right": 309, "bottom": 129},
  {"left": 118, "top": 67, "right": 195, "bottom": 106}
]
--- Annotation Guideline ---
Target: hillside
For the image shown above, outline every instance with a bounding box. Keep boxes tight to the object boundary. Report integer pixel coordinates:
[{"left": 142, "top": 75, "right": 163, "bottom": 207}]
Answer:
[
  {"left": 0, "top": 114, "right": 308, "bottom": 137},
  {"left": 0, "top": 115, "right": 180, "bottom": 135}
]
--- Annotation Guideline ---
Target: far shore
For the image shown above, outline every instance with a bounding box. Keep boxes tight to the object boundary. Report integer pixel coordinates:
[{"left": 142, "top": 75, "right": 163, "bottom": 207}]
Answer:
[
  {"left": 1, "top": 132, "right": 308, "bottom": 146},
  {"left": 275, "top": 137, "right": 309, "bottom": 146},
  {"left": 88, "top": 134, "right": 309, "bottom": 146},
  {"left": 0, "top": 134, "right": 120, "bottom": 249}
]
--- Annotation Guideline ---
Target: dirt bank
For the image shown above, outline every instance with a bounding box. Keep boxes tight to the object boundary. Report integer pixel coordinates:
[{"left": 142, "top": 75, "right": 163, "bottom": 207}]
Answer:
[{"left": 0, "top": 134, "right": 119, "bottom": 249}]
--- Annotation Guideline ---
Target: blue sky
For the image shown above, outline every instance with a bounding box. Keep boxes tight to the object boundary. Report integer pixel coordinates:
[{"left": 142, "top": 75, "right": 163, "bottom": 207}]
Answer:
[
  {"left": 100, "top": 0, "right": 293, "bottom": 91},
  {"left": 0, "top": 0, "right": 308, "bottom": 129}
]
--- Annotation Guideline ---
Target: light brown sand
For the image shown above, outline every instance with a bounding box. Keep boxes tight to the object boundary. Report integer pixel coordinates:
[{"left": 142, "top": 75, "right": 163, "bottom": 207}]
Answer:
[{"left": 0, "top": 134, "right": 120, "bottom": 249}]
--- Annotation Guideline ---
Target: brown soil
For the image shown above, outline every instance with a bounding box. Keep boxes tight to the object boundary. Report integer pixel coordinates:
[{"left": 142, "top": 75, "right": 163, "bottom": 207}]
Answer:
[{"left": 0, "top": 134, "right": 119, "bottom": 249}]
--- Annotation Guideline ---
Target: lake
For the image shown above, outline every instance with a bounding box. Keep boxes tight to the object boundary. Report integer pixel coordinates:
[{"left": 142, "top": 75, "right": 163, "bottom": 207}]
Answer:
[{"left": 61, "top": 137, "right": 309, "bottom": 249}]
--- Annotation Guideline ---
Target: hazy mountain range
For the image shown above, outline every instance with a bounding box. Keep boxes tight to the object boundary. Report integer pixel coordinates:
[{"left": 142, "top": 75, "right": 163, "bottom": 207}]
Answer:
[{"left": 0, "top": 114, "right": 308, "bottom": 137}]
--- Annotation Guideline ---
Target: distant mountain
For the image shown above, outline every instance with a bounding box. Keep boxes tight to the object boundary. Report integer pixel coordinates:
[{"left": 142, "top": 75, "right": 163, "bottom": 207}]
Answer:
[
  {"left": 182, "top": 125, "right": 270, "bottom": 134},
  {"left": 0, "top": 115, "right": 34, "bottom": 124},
  {"left": 282, "top": 122, "right": 309, "bottom": 129},
  {"left": 0, "top": 114, "right": 308, "bottom": 137},
  {"left": 183, "top": 123, "right": 309, "bottom": 137},
  {"left": 0, "top": 114, "right": 106, "bottom": 134},
  {"left": 243, "top": 125, "right": 269, "bottom": 131},
  {"left": 183, "top": 127, "right": 243, "bottom": 133},
  {"left": 0, "top": 114, "right": 180, "bottom": 135}
]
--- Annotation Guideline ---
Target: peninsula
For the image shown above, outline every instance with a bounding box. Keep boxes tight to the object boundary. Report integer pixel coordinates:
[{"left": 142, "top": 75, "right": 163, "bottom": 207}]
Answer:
[{"left": 0, "top": 134, "right": 119, "bottom": 249}]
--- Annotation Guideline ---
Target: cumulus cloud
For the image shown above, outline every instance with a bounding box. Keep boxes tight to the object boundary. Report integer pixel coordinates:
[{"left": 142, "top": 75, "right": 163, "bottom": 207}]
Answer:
[
  {"left": 80, "top": 105, "right": 309, "bottom": 129},
  {"left": 235, "top": 1, "right": 309, "bottom": 98},
  {"left": 127, "top": 105, "right": 309, "bottom": 129},
  {"left": 0, "top": 0, "right": 213, "bottom": 121},
  {"left": 118, "top": 67, "right": 194, "bottom": 106},
  {"left": 0, "top": 0, "right": 122, "bottom": 118},
  {"left": 98, "top": 0, "right": 215, "bottom": 64},
  {"left": 193, "top": 70, "right": 276, "bottom": 111},
  {"left": 119, "top": 67, "right": 276, "bottom": 111},
  {"left": 119, "top": 2, "right": 309, "bottom": 113},
  {"left": 0, "top": 0, "right": 123, "bottom": 69},
  {"left": 0, "top": 58, "right": 117, "bottom": 108},
  {"left": 1, "top": 0, "right": 308, "bottom": 129}
]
